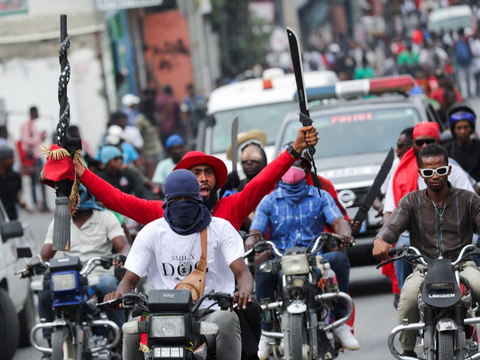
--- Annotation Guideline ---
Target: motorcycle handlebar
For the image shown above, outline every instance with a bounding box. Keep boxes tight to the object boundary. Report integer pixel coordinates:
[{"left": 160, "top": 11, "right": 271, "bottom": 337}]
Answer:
[
  {"left": 81, "top": 255, "right": 119, "bottom": 276},
  {"left": 98, "top": 290, "right": 235, "bottom": 314}
]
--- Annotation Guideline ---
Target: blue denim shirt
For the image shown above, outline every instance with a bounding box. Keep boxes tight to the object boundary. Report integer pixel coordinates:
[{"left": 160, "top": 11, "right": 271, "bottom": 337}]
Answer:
[{"left": 250, "top": 184, "right": 343, "bottom": 252}]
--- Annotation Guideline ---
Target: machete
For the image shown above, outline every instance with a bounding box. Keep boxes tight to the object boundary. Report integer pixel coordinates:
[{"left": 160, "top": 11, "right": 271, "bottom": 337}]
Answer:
[
  {"left": 231, "top": 116, "right": 239, "bottom": 174},
  {"left": 286, "top": 27, "right": 315, "bottom": 156},
  {"left": 353, "top": 148, "right": 395, "bottom": 224}
]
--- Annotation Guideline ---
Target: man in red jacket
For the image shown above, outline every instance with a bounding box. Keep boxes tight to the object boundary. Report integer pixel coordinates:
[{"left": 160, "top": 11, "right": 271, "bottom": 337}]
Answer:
[{"left": 75, "top": 125, "right": 318, "bottom": 231}]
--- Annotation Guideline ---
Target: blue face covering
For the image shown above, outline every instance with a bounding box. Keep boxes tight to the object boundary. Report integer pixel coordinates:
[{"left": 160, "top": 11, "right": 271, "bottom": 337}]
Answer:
[
  {"left": 76, "top": 185, "right": 104, "bottom": 212},
  {"left": 164, "top": 199, "right": 211, "bottom": 235},
  {"left": 278, "top": 179, "right": 310, "bottom": 206}
]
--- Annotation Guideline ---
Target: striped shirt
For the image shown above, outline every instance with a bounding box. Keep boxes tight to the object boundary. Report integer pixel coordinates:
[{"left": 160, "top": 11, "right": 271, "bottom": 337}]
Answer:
[
  {"left": 377, "top": 185, "right": 480, "bottom": 261},
  {"left": 250, "top": 185, "right": 343, "bottom": 252}
]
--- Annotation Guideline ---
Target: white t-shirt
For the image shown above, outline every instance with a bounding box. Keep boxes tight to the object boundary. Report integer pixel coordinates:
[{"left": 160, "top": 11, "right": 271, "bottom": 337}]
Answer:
[
  {"left": 384, "top": 162, "right": 474, "bottom": 213},
  {"left": 125, "top": 217, "right": 244, "bottom": 309},
  {"left": 44, "top": 210, "right": 126, "bottom": 276}
]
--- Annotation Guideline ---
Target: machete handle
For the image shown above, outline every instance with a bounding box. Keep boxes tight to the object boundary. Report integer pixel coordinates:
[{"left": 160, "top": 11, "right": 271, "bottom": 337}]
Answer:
[{"left": 299, "top": 113, "right": 316, "bottom": 156}]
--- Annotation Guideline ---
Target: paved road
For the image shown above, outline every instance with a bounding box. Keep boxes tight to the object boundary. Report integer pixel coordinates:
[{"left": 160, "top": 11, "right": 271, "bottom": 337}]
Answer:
[
  {"left": 13, "top": 206, "right": 399, "bottom": 360},
  {"left": 13, "top": 97, "right": 480, "bottom": 359}
]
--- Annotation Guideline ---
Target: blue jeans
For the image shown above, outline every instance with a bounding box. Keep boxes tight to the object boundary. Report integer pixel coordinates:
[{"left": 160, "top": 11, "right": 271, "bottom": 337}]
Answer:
[
  {"left": 394, "top": 233, "right": 413, "bottom": 291},
  {"left": 38, "top": 274, "right": 124, "bottom": 339},
  {"left": 255, "top": 251, "right": 350, "bottom": 331}
]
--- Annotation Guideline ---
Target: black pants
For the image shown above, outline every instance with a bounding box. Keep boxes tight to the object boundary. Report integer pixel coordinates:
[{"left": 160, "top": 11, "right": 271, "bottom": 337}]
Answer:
[{"left": 235, "top": 296, "right": 262, "bottom": 359}]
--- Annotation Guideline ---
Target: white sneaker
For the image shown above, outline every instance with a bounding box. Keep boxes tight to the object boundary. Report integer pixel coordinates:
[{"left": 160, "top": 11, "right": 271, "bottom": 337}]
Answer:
[
  {"left": 258, "top": 334, "right": 274, "bottom": 360},
  {"left": 332, "top": 324, "right": 360, "bottom": 350}
]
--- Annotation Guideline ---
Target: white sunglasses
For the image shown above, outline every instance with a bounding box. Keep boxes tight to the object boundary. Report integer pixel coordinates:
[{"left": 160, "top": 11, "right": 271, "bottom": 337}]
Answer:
[{"left": 419, "top": 166, "right": 449, "bottom": 178}]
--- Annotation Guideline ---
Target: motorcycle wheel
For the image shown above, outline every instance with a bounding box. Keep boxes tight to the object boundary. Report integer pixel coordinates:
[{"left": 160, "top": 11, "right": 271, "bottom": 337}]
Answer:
[
  {"left": 290, "top": 313, "right": 311, "bottom": 360},
  {"left": 52, "top": 327, "right": 75, "bottom": 360},
  {"left": 438, "top": 331, "right": 455, "bottom": 360}
]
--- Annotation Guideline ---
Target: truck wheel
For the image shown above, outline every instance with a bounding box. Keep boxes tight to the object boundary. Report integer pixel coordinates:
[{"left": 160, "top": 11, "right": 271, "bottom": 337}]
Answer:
[
  {"left": 52, "top": 327, "right": 75, "bottom": 360},
  {"left": 0, "top": 288, "right": 20, "bottom": 360},
  {"left": 18, "top": 288, "right": 37, "bottom": 347}
]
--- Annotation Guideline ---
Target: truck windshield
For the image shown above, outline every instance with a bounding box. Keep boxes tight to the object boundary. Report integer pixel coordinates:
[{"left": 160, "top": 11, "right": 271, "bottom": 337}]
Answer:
[
  {"left": 280, "top": 107, "right": 421, "bottom": 158},
  {"left": 211, "top": 102, "right": 298, "bottom": 154}
]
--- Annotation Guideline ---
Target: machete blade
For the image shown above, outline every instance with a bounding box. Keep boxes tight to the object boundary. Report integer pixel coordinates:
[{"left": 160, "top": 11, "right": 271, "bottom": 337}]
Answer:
[
  {"left": 287, "top": 27, "right": 309, "bottom": 117},
  {"left": 353, "top": 148, "right": 395, "bottom": 224},
  {"left": 287, "top": 27, "right": 316, "bottom": 156}
]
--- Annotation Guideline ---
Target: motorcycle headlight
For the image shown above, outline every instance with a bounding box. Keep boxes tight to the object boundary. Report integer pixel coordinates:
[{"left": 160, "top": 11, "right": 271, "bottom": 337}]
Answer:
[
  {"left": 281, "top": 254, "right": 309, "bottom": 276},
  {"left": 150, "top": 316, "right": 185, "bottom": 338},
  {"left": 52, "top": 273, "right": 76, "bottom": 291}
]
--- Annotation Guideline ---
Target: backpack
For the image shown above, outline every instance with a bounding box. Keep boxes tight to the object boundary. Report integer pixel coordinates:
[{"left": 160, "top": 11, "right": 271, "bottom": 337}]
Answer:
[{"left": 455, "top": 40, "right": 473, "bottom": 66}]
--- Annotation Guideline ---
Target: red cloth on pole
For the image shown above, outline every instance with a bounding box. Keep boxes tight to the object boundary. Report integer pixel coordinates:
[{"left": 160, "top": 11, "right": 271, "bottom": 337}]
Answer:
[{"left": 39, "top": 144, "right": 75, "bottom": 188}]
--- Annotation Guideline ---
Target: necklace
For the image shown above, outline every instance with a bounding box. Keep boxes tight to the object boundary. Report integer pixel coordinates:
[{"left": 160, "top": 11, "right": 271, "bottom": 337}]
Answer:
[{"left": 431, "top": 195, "right": 449, "bottom": 224}]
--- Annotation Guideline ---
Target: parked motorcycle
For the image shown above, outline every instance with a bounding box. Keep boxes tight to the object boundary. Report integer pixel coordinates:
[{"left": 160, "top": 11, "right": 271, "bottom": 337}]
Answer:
[
  {"left": 15, "top": 249, "right": 122, "bottom": 360},
  {"left": 243, "top": 233, "right": 354, "bottom": 360},
  {"left": 378, "top": 243, "right": 480, "bottom": 360},
  {"left": 99, "top": 289, "right": 234, "bottom": 359}
]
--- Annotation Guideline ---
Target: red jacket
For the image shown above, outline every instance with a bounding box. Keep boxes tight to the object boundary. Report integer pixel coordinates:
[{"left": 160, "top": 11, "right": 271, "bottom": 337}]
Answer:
[{"left": 80, "top": 151, "right": 296, "bottom": 231}]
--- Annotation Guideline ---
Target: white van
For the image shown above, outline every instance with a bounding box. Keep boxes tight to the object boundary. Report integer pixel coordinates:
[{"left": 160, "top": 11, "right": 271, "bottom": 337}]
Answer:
[
  {"left": 428, "top": 5, "right": 477, "bottom": 34},
  {"left": 203, "top": 69, "right": 338, "bottom": 172}
]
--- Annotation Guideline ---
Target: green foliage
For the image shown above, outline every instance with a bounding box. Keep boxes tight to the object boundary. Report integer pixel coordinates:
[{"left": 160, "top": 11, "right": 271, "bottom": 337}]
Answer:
[{"left": 210, "top": 0, "right": 273, "bottom": 73}]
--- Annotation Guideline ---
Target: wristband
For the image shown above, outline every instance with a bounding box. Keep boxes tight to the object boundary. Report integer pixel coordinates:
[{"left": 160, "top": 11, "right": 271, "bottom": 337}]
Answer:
[{"left": 288, "top": 144, "right": 302, "bottom": 159}]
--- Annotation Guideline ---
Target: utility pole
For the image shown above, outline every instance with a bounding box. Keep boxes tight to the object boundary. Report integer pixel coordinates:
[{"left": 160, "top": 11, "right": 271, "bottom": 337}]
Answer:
[{"left": 281, "top": 0, "right": 300, "bottom": 37}]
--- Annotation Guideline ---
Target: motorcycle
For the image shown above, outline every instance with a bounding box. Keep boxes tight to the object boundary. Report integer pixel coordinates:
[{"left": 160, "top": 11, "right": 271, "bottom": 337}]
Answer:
[
  {"left": 378, "top": 243, "right": 480, "bottom": 360},
  {"left": 243, "top": 233, "right": 354, "bottom": 360},
  {"left": 99, "top": 289, "right": 234, "bottom": 359},
  {"left": 15, "top": 249, "right": 122, "bottom": 360}
]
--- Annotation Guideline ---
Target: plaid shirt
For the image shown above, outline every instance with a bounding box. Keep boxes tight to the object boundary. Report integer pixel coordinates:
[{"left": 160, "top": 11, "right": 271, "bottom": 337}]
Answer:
[{"left": 250, "top": 185, "right": 344, "bottom": 252}]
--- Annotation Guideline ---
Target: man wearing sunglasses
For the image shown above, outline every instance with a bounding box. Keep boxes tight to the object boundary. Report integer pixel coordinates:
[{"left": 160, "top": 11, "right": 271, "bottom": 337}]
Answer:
[
  {"left": 372, "top": 144, "right": 480, "bottom": 358},
  {"left": 383, "top": 122, "right": 473, "bottom": 292}
]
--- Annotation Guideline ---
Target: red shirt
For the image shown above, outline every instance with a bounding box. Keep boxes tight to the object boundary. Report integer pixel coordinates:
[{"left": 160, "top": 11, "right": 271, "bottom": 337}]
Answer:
[
  {"left": 80, "top": 150, "right": 296, "bottom": 231},
  {"left": 430, "top": 87, "right": 463, "bottom": 108}
]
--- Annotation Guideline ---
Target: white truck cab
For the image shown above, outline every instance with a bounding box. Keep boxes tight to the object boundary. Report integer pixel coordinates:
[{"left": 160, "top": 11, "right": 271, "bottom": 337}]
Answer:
[
  {"left": 203, "top": 69, "right": 338, "bottom": 173},
  {"left": 428, "top": 5, "right": 477, "bottom": 34},
  {"left": 0, "top": 200, "right": 37, "bottom": 359}
]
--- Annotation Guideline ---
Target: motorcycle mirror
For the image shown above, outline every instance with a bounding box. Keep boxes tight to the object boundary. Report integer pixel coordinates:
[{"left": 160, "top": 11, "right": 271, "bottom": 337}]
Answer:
[{"left": 17, "top": 247, "right": 32, "bottom": 259}]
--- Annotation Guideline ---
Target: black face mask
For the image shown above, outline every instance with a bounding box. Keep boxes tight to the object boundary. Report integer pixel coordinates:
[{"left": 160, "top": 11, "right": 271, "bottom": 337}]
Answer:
[
  {"left": 202, "top": 184, "right": 218, "bottom": 212},
  {"left": 164, "top": 199, "right": 211, "bottom": 235}
]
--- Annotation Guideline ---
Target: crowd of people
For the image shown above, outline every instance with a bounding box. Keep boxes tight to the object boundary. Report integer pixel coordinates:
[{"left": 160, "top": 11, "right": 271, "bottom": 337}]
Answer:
[{"left": 3, "top": 3, "right": 480, "bottom": 359}]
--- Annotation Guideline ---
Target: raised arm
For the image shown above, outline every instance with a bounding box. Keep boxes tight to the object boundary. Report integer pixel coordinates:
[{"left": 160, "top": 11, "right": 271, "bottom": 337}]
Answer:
[
  {"left": 76, "top": 163, "right": 163, "bottom": 225},
  {"left": 229, "top": 125, "right": 318, "bottom": 225}
]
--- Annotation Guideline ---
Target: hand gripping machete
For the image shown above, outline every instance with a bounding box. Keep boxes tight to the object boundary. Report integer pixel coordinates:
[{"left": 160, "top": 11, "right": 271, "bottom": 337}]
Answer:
[
  {"left": 231, "top": 116, "right": 239, "bottom": 174},
  {"left": 353, "top": 148, "right": 395, "bottom": 224},
  {"left": 286, "top": 27, "right": 315, "bottom": 156}
]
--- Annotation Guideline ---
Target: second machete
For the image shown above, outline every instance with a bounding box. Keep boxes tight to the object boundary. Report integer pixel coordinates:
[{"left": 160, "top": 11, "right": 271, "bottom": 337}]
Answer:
[{"left": 353, "top": 148, "right": 395, "bottom": 224}]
